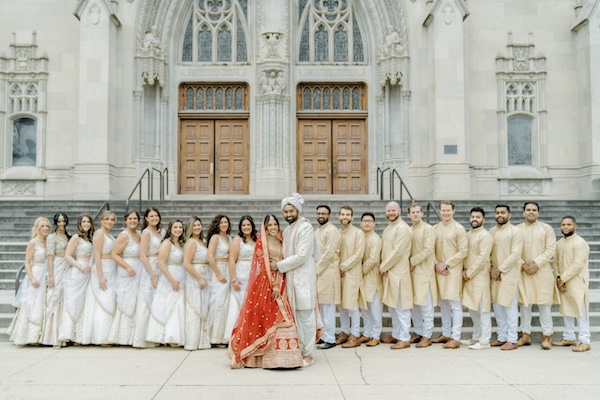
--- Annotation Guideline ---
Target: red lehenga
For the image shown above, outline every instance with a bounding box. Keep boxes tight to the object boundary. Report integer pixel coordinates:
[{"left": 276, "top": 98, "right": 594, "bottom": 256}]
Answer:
[{"left": 227, "top": 226, "right": 303, "bottom": 369}]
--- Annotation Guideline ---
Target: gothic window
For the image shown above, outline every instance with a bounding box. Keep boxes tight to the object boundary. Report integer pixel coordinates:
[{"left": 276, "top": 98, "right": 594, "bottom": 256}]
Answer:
[
  {"left": 179, "top": 83, "right": 249, "bottom": 111},
  {"left": 298, "top": 0, "right": 366, "bottom": 64},
  {"left": 297, "top": 83, "right": 367, "bottom": 111},
  {"left": 10, "top": 83, "right": 39, "bottom": 114},
  {"left": 181, "top": 0, "right": 248, "bottom": 64},
  {"left": 12, "top": 117, "right": 37, "bottom": 167},
  {"left": 507, "top": 116, "right": 532, "bottom": 166}
]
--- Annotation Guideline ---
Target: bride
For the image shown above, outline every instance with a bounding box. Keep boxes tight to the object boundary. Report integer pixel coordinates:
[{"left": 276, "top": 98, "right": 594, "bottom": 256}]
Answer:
[{"left": 227, "top": 214, "right": 303, "bottom": 369}]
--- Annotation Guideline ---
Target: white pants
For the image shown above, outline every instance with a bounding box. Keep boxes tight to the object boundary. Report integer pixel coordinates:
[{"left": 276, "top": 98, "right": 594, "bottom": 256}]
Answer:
[
  {"left": 411, "top": 288, "right": 434, "bottom": 339},
  {"left": 319, "top": 302, "right": 336, "bottom": 344},
  {"left": 468, "top": 298, "right": 491, "bottom": 344},
  {"left": 493, "top": 290, "right": 519, "bottom": 343},
  {"left": 296, "top": 308, "right": 316, "bottom": 357},
  {"left": 438, "top": 298, "right": 462, "bottom": 341},
  {"left": 339, "top": 306, "right": 360, "bottom": 337},
  {"left": 520, "top": 304, "right": 553, "bottom": 336},
  {"left": 562, "top": 303, "right": 591, "bottom": 344},
  {"left": 362, "top": 292, "right": 383, "bottom": 340},
  {"left": 389, "top": 284, "right": 411, "bottom": 342}
]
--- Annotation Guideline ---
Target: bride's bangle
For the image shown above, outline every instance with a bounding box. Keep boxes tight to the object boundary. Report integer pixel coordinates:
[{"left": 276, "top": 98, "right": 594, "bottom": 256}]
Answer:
[{"left": 231, "top": 279, "right": 238, "bottom": 284}]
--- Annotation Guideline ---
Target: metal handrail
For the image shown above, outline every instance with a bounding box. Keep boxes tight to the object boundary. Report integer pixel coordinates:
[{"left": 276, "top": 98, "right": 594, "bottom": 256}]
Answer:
[
  {"left": 162, "top": 167, "right": 169, "bottom": 198},
  {"left": 93, "top": 201, "right": 111, "bottom": 222},
  {"left": 391, "top": 168, "right": 414, "bottom": 208},
  {"left": 151, "top": 167, "right": 163, "bottom": 201},
  {"left": 125, "top": 168, "right": 151, "bottom": 211},
  {"left": 15, "top": 264, "right": 25, "bottom": 295},
  {"left": 376, "top": 166, "right": 390, "bottom": 200},
  {"left": 425, "top": 202, "right": 442, "bottom": 224}
]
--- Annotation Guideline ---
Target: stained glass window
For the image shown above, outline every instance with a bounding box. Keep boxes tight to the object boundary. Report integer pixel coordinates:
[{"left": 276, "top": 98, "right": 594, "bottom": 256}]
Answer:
[{"left": 507, "top": 116, "right": 532, "bottom": 165}]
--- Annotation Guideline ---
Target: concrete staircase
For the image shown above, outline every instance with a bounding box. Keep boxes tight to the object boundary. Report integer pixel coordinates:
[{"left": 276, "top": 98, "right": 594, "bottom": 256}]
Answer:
[{"left": 1, "top": 199, "right": 599, "bottom": 342}]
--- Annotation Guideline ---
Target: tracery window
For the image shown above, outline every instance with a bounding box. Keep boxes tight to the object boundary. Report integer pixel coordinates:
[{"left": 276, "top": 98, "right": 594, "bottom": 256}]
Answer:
[
  {"left": 9, "top": 83, "right": 39, "bottom": 114},
  {"left": 181, "top": 0, "right": 248, "bottom": 63},
  {"left": 179, "top": 83, "right": 248, "bottom": 111},
  {"left": 297, "top": 83, "right": 367, "bottom": 111},
  {"left": 505, "top": 82, "right": 535, "bottom": 166},
  {"left": 298, "top": 0, "right": 365, "bottom": 64}
]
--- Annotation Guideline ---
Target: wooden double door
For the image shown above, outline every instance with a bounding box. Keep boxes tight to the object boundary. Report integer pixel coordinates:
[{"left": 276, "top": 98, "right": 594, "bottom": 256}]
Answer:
[
  {"left": 297, "top": 119, "right": 367, "bottom": 194},
  {"left": 178, "top": 119, "right": 249, "bottom": 194}
]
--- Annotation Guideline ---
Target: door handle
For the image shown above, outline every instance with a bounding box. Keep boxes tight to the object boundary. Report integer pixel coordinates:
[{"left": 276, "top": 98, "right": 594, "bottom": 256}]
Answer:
[{"left": 210, "top": 162, "right": 214, "bottom": 174}]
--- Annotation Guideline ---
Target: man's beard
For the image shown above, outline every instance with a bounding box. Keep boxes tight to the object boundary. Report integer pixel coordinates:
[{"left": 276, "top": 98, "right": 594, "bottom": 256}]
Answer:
[
  {"left": 562, "top": 230, "right": 575, "bottom": 238},
  {"left": 317, "top": 218, "right": 328, "bottom": 226},
  {"left": 286, "top": 215, "right": 298, "bottom": 225},
  {"left": 471, "top": 221, "right": 482, "bottom": 229}
]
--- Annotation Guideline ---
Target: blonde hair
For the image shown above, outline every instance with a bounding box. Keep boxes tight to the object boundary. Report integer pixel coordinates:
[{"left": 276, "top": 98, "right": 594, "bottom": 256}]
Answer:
[
  {"left": 100, "top": 210, "right": 117, "bottom": 222},
  {"left": 31, "top": 217, "right": 50, "bottom": 239}
]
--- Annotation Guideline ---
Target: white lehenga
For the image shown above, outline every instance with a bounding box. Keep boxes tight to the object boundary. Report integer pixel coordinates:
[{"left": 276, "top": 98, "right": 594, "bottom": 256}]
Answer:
[
  {"left": 58, "top": 238, "right": 92, "bottom": 343},
  {"left": 40, "top": 234, "right": 69, "bottom": 347},
  {"left": 147, "top": 242, "right": 185, "bottom": 345},
  {"left": 132, "top": 229, "right": 163, "bottom": 348},
  {"left": 224, "top": 240, "right": 255, "bottom": 341},
  {"left": 184, "top": 240, "right": 211, "bottom": 350},
  {"left": 8, "top": 240, "right": 47, "bottom": 345},
  {"left": 109, "top": 231, "right": 142, "bottom": 345},
  {"left": 208, "top": 235, "right": 231, "bottom": 345},
  {"left": 81, "top": 233, "right": 117, "bottom": 345}
]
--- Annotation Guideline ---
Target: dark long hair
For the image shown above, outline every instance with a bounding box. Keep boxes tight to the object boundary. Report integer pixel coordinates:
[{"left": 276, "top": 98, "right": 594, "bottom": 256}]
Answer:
[
  {"left": 164, "top": 219, "right": 185, "bottom": 246},
  {"left": 206, "top": 214, "right": 231, "bottom": 244},
  {"left": 263, "top": 214, "right": 281, "bottom": 234},
  {"left": 53, "top": 212, "right": 72, "bottom": 240},
  {"left": 237, "top": 215, "right": 257, "bottom": 243},
  {"left": 76, "top": 214, "right": 94, "bottom": 243},
  {"left": 141, "top": 207, "right": 162, "bottom": 231}
]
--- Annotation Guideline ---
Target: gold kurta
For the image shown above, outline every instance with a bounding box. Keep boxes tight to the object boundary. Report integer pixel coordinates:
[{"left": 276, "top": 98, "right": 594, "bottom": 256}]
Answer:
[
  {"left": 315, "top": 222, "right": 342, "bottom": 305},
  {"left": 410, "top": 221, "right": 437, "bottom": 307},
  {"left": 358, "top": 231, "right": 382, "bottom": 309},
  {"left": 517, "top": 221, "right": 558, "bottom": 305},
  {"left": 434, "top": 220, "right": 468, "bottom": 301},
  {"left": 339, "top": 225, "right": 365, "bottom": 309},
  {"left": 462, "top": 227, "right": 494, "bottom": 312},
  {"left": 489, "top": 223, "right": 524, "bottom": 308},
  {"left": 554, "top": 234, "right": 590, "bottom": 318},
  {"left": 380, "top": 218, "right": 413, "bottom": 310}
]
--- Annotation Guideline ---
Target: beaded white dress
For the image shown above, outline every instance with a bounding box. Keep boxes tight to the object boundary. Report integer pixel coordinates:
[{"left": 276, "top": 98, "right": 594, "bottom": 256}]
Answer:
[
  {"left": 208, "top": 235, "right": 231, "bottom": 344},
  {"left": 58, "top": 238, "right": 92, "bottom": 343},
  {"left": 8, "top": 239, "right": 47, "bottom": 345},
  {"left": 184, "top": 240, "right": 212, "bottom": 350},
  {"left": 132, "top": 228, "right": 164, "bottom": 348},
  {"left": 224, "top": 240, "right": 255, "bottom": 341},
  {"left": 81, "top": 233, "right": 117, "bottom": 345},
  {"left": 40, "top": 233, "right": 69, "bottom": 347},
  {"left": 147, "top": 242, "right": 186, "bottom": 345},
  {"left": 109, "top": 231, "right": 142, "bottom": 345}
]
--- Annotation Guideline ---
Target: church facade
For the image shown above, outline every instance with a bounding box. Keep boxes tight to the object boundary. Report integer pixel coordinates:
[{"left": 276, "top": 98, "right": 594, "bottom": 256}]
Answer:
[{"left": 1, "top": 0, "right": 599, "bottom": 200}]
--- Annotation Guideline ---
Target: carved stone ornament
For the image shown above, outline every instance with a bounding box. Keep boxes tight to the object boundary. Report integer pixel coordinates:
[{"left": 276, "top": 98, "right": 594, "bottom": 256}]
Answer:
[
  {"left": 1, "top": 181, "right": 37, "bottom": 196},
  {"left": 379, "top": 26, "right": 408, "bottom": 87},
  {"left": 136, "top": 25, "right": 166, "bottom": 87},
  {"left": 260, "top": 31, "right": 286, "bottom": 62},
  {"left": 512, "top": 46, "right": 529, "bottom": 71},
  {"left": 259, "top": 69, "right": 285, "bottom": 95}
]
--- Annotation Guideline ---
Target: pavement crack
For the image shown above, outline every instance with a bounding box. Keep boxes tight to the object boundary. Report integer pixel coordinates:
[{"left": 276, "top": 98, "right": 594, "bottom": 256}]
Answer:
[
  {"left": 468, "top": 356, "right": 534, "bottom": 399},
  {"left": 354, "top": 348, "right": 368, "bottom": 385},
  {"left": 150, "top": 350, "right": 191, "bottom": 400}
]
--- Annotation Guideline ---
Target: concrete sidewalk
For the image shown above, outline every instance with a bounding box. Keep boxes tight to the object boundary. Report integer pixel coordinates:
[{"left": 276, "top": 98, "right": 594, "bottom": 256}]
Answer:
[{"left": 1, "top": 342, "right": 599, "bottom": 400}]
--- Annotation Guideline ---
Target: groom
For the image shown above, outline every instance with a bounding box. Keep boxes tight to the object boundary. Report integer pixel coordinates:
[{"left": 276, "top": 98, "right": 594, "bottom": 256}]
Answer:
[{"left": 272, "top": 193, "right": 318, "bottom": 367}]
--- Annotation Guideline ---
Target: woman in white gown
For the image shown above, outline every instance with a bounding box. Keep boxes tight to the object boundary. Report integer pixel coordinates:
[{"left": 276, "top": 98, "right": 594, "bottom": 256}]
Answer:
[
  {"left": 207, "top": 214, "right": 232, "bottom": 346},
  {"left": 81, "top": 211, "right": 117, "bottom": 345},
  {"left": 183, "top": 216, "right": 211, "bottom": 350},
  {"left": 8, "top": 217, "right": 51, "bottom": 345},
  {"left": 59, "top": 214, "right": 94, "bottom": 344},
  {"left": 225, "top": 216, "right": 257, "bottom": 340},
  {"left": 41, "top": 213, "right": 71, "bottom": 348},
  {"left": 147, "top": 220, "right": 186, "bottom": 346},
  {"left": 109, "top": 210, "right": 142, "bottom": 345},
  {"left": 132, "top": 207, "right": 164, "bottom": 348}
]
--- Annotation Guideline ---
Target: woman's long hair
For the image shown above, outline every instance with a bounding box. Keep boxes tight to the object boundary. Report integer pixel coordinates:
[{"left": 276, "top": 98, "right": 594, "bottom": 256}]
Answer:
[
  {"left": 237, "top": 215, "right": 257, "bottom": 243},
  {"left": 164, "top": 219, "right": 185, "bottom": 246},
  {"left": 206, "top": 214, "right": 231, "bottom": 244},
  {"left": 53, "top": 212, "right": 72, "bottom": 240},
  {"left": 31, "top": 217, "right": 50, "bottom": 239},
  {"left": 76, "top": 214, "right": 94, "bottom": 243},
  {"left": 185, "top": 216, "right": 204, "bottom": 242},
  {"left": 141, "top": 207, "right": 162, "bottom": 231}
]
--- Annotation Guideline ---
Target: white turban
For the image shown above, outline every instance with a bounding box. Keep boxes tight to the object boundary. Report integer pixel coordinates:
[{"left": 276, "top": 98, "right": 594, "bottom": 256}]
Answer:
[{"left": 281, "top": 193, "right": 304, "bottom": 213}]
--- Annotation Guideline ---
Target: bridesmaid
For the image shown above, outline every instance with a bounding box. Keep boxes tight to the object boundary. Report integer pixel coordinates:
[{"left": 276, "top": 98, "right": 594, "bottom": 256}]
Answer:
[
  {"left": 132, "top": 207, "right": 165, "bottom": 348},
  {"left": 109, "top": 210, "right": 142, "bottom": 345},
  {"left": 183, "top": 216, "right": 211, "bottom": 350},
  {"left": 59, "top": 214, "right": 94, "bottom": 344},
  {"left": 207, "top": 214, "right": 232, "bottom": 346},
  {"left": 225, "top": 215, "right": 257, "bottom": 340},
  {"left": 81, "top": 211, "right": 117, "bottom": 345},
  {"left": 41, "top": 213, "right": 71, "bottom": 348},
  {"left": 8, "top": 217, "right": 51, "bottom": 345},
  {"left": 147, "top": 220, "right": 186, "bottom": 346}
]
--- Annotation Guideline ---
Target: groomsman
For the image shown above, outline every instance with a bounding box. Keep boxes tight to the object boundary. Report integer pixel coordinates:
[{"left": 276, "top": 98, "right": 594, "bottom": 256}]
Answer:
[
  {"left": 314, "top": 205, "right": 341, "bottom": 350},
  {"left": 552, "top": 216, "right": 592, "bottom": 352},
  {"left": 489, "top": 205, "right": 524, "bottom": 350}
]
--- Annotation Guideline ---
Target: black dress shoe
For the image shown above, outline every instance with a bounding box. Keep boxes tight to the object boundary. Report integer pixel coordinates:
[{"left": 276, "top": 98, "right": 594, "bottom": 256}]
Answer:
[
  {"left": 317, "top": 342, "right": 336, "bottom": 350},
  {"left": 316, "top": 339, "right": 324, "bottom": 345}
]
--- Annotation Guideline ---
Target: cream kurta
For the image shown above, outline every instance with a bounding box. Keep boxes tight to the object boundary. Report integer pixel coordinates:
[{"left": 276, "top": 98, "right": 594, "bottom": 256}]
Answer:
[
  {"left": 410, "top": 222, "right": 437, "bottom": 307},
  {"left": 434, "top": 220, "right": 468, "bottom": 301},
  {"left": 462, "top": 227, "right": 494, "bottom": 312},
  {"left": 315, "top": 222, "right": 341, "bottom": 305},
  {"left": 489, "top": 223, "right": 524, "bottom": 308},
  {"left": 380, "top": 218, "right": 412, "bottom": 309},
  {"left": 339, "top": 225, "right": 365, "bottom": 310},
  {"left": 554, "top": 234, "right": 590, "bottom": 318},
  {"left": 359, "top": 231, "right": 382, "bottom": 309},
  {"left": 518, "top": 221, "right": 557, "bottom": 305}
]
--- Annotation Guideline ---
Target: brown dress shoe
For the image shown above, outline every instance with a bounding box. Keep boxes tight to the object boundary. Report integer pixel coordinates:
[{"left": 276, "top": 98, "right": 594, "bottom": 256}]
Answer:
[
  {"left": 341, "top": 336, "right": 361, "bottom": 348},
  {"left": 516, "top": 332, "right": 531, "bottom": 347},
  {"left": 365, "top": 338, "right": 380, "bottom": 347},
  {"left": 409, "top": 334, "right": 422, "bottom": 344},
  {"left": 490, "top": 340, "right": 507, "bottom": 347},
  {"left": 416, "top": 337, "right": 432, "bottom": 348},
  {"left": 431, "top": 335, "right": 451, "bottom": 344},
  {"left": 335, "top": 332, "right": 350, "bottom": 345},
  {"left": 552, "top": 339, "right": 577, "bottom": 347},
  {"left": 540, "top": 334, "right": 552, "bottom": 350},
  {"left": 443, "top": 339, "right": 461, "bottom": 349},
  {"left": 381, "top": 336, "right": 398, "bottom": 344},
  {"left": 390, "top": 340, "right": 411, "bottom": 350},
  {"left": 500, "top": 342, "right": 518, "bottom": 350},
  {"left": 572, "top": 343, "right": 591, "bottom": 352},
  {"left": 358, "top": 335, "right": 370, "bottom": 344}
]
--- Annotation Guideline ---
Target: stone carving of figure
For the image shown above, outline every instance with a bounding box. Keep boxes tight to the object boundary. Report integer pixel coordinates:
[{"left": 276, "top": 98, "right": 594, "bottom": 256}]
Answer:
[
  {"left": 260, "top": 72, "right": 273, "bottom": 94},
  {"left": 143, "top": 25, "right": 161, "bottom": 51},
  {"left": 384, "top": 28, "right": 404, "bottom": 57},
  {"left": 273, "top": 72, "right": 285, "bottom": 94}
]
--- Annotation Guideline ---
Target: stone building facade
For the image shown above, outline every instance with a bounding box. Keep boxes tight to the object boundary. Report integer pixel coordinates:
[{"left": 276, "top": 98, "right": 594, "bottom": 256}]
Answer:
[{"left": 0, "top": 0, "right": 598, "bottom": 200}]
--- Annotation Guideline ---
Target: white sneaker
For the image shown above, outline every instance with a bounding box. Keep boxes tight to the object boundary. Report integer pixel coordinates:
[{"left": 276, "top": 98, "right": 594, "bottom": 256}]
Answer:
[
  {"left": 460, "top": 339, "right": 477, "bottom": 346},
  {"left": 469, "top": 342, "right": 491, "bottom": 350}
]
